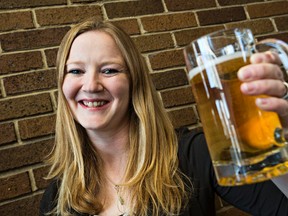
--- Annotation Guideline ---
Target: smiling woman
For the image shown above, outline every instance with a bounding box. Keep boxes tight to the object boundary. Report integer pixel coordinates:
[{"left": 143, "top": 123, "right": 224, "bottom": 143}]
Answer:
[
  {"left": 40, "top": 18, "right": 188, "bottom": 216},
  {"left": 63, "top": 30, "right": 131, "bottom": 132},
  {"left": 39, "top": 17, "right": 288, "bottom": 216}
]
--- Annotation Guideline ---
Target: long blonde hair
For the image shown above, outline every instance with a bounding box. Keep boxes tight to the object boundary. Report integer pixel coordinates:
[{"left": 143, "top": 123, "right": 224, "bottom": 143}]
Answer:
[{"left": 48, "top": 17, "right": 190, "bottom": 215}]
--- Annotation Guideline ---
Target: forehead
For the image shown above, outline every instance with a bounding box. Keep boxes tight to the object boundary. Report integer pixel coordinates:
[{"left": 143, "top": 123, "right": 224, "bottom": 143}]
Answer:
[
  {"left": 72, "top": 30, "right": 116, "bottom": 50},
  {"left": 67, "top": 30, "right": 125, "bottom": 63}
]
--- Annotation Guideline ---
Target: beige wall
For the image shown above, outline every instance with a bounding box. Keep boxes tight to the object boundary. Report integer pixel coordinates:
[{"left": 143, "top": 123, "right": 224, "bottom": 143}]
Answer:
[{"left": 0, "top": 0, "right": 287, "bottom": 215}]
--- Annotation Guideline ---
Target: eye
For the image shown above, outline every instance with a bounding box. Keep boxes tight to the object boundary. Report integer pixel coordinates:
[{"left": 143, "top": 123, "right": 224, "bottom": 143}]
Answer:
[
  {"left": 67, "top": 69, "right": 84, "bottom": 75},
  {"left": 101, "top": 68, "right": 121, "bottom": 76}
]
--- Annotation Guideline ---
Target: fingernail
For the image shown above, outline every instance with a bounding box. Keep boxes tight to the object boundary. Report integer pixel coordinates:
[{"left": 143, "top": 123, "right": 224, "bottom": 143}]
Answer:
[
  {"left": 238, "top": 69, "right": 251, "bottom": 81},
  {"left": 256, "top": 98, "right": 268, "bottom": 106},
  {"left": 241, "top": 83, "right": 254, "bottom": 93},
  {"left": 250, "top": 55, "right": 263, "bottom": 64}
]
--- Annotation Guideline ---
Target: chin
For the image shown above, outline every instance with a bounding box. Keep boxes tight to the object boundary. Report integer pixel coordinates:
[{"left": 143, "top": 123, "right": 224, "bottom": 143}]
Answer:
[{"left": 80, "top": 122, "right": 107, "bottom": 131}]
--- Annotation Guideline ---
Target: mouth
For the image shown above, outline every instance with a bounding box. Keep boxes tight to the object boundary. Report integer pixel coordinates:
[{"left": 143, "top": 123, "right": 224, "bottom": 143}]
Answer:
[{"left": 80, "top": 100, "right": 109, "bottom": 108}]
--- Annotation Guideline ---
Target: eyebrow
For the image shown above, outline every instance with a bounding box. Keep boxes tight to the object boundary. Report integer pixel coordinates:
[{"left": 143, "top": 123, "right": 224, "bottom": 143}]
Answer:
[{"left": 66, "top": 60, "right": 126, "bottom": 67}]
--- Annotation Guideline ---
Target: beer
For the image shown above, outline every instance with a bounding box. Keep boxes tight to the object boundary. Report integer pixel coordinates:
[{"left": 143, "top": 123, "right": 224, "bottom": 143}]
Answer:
[
  {"left": 184, "top": 28, "right": 288, "bottom": 186},
  {"left": 189, "top": 52, "right": 288, "bottom": 185}
]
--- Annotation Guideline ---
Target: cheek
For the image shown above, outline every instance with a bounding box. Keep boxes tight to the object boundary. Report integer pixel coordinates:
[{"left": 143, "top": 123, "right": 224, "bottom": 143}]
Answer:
[
  {"left": 113, "top": 77, "right": 130, "bottom": 100},
  {"left": 62, "top": 77, "right": 78, "bottom": 100}
]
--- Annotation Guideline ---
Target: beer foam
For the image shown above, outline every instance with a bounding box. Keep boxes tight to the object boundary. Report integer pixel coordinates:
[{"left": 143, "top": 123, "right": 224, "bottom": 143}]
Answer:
[{"left": 188, "top": 52, "right": 248, "bottom": 80}]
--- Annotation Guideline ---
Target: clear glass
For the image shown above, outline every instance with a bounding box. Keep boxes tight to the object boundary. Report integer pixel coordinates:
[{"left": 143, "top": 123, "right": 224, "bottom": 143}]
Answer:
[{"left": 183, "top": 28, "right": 288, "bottom": 186}]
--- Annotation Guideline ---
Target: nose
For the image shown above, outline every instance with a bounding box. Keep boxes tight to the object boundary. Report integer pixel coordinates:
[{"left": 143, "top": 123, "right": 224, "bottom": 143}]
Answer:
[{"left": 82, "top": 71, "right": 104, "bottom": 93}]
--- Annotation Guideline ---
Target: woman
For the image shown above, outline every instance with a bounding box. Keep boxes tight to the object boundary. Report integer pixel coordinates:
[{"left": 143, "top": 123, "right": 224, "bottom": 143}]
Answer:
[{"left": 40, "top": 17, "right": 288, "bottom": 216}]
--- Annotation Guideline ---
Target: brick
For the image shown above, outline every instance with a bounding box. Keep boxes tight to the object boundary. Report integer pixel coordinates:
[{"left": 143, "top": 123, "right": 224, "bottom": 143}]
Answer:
[
  {"left": 149, "top": 49, "right": 185, "bottom": 70},
  {"left": 165, "top": 0, "right": 216, "bottom": 11},
  {"left": 0, "top": 172, "right": 31, "bottom": 202},
  {"left": 36, "top": 5, "right": 102, "bottom": 26},
  {"left": 257, "top": 32, "right": 288, "bottom": 43},
  {"left": 226, "top": 19, "right": 274, "bottom": 35},
  {"left": 141, "top": 12, "right": 197, "bottom": 33},
  {"left": 0, "top": 93, "right": 53, "bottom": 121},
  {"left": 0, "top": 194, "right": 42, "bottom": 216},
  {"left": 217, "top": 196, "right": 231, "bottom": 208},
  {"left": 247, "top": 1, "right": 288, "bottom": 19},
  {"left": 215, "top": 195, "right": 223, "bottom": 210},
  {"left": 71, "top": 0, "right": 101, "bottom": 2},
  {"left": 274, "top": 15, "right": 288, "bottom": 31},
  {"left": 197, "top": 7, "right": 246, "bottom": 26},
  {"left": 216, "top": 207, "right": 250, "bottom": 216},
  {"left": 161, "top": 87, "right": 194, "bottom": 108},
  {"left": 105, "top": 0, "right": 164, "bottom": 19},
  {"left": 33, "top": 166, "right": 51, "bottom": 189},
  {"left": 0, "top": 11, "right": 34, "bottom": 32},
  {"left": 0, "top": 122, "right": 16, "bottom": 145},
  {"left": 132, "top": 33, "right": 174, "bottom": 53},
  {"left": 0, "top": 138, "right": 54, "bottom": 172},
  {"left": 112, "top": 19, "right": 140, "bottom": 35},
  {"left": 218, "top": 0, "right": 263, "bottom": 6},
  {"left": 54, "top": 91, "right": 59, "bottom": 106},
  {"left": 4, "top": 69, "right": 57, "bottom": 96},
  {"left": 0, "top": 27, "right": 70, "bottom": 52},
  {"left": 0, "top": 83, "right": 2, "bottom": 98},
  {"left": 168, "top": 107, "right": 197, "bottom": 128},
  {"left": 0, "top": 51, "right": 43, "bottom": 75},
  {"left": 0, "top": 79, "right": 3, "bottom": 99},
  {"left": 151, "top": 69, "right": 188, "bottom": 90},
  {"left": 18, "top": 114, "right": 56, "bottom": 140},
  {"left": 45, "top": 48, "right": 58, "bottom": 67},
  {"left": 174, "top": 26, "right": 225, "bottom": 47},
  {"left": 0, "top": 0, "right": 66, "bottom": 9}
]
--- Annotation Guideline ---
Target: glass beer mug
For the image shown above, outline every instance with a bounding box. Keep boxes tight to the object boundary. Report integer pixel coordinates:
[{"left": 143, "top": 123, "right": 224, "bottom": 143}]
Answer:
[{"left": 183, "top": 28, "right": 288, "bottom": 186}]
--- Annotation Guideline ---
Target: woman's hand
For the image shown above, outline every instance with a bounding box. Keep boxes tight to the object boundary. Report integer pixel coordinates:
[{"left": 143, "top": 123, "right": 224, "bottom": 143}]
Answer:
[{"left": 238, "top": 52, "right": 288, "bottom": 127}]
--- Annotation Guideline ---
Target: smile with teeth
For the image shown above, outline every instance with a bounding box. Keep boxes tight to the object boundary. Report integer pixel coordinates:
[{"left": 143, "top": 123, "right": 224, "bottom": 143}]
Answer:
[{"left": 82, "top": 100, "right": 107, "bottom": 108}]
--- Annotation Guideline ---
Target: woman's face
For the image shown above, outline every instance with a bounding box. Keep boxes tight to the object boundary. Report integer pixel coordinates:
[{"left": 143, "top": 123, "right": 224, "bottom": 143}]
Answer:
[{"left": 62, "top": 30, "right": 130, "bottom": 133}]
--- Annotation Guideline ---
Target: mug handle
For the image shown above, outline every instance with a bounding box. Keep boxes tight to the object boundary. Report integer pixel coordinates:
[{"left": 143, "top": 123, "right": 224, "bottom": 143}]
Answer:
[{"left": 255, "top": 39, "right": 288, "bottom": 144}]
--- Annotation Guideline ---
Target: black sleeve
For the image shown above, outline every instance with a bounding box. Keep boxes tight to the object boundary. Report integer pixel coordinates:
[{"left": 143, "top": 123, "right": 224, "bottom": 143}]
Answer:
[
  {"left": 39, "top": 180, "right": 59, "bottom": 216},
  {"left": 177, "top": 127, "right": 216, "bottom": 216},
  {"left": 214, "top": 169, "right": 288, "bottom": 215},
  {"left": 177, "top": 127, "right": 288, "bottom": 216}
]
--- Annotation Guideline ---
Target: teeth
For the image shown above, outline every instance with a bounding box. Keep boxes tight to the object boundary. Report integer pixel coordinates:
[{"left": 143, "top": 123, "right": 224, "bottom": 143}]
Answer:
[{"left": 83, "top": 101, "right": 106, "bottom": 107}]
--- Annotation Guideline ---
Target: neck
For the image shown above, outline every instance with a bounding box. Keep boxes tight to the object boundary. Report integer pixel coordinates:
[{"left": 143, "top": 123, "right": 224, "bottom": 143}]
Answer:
[
  {"left": 86, "top": 121, "right": 130, "bottom": 157},
  {"left": 88, "top": 125, "right": 130, "bottom": 180}
]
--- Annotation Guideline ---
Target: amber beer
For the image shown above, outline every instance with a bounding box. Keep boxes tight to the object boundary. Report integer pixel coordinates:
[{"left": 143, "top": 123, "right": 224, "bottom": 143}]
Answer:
[{"left": 189, "top": 52, "right": 288, "bottom": 186}]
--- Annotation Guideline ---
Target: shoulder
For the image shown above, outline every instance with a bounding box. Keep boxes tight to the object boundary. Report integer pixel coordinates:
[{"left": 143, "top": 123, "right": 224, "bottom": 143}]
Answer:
[
  {"left": 176, "top": 127, "right": 213, "bottom": 187},
  {"left": 177, "top": 127, "right": 206, "bottom": 150},
  {"left": 39, "top": 180, "right": 59, "bottom": 215},
  {"left": 176, "top": 127, "right": 216, "bottom": 215},
  {"left": 176, "top": 127, "right": 210, "bottom": 170},
  {"left": 176, "top": 126, "right": 212, "bottom": 178}
]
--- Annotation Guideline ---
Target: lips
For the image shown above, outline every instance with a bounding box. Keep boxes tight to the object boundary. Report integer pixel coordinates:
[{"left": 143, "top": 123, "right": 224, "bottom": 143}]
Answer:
[{"left": 81, "top": 100, "right": 108, "bottom": 108}]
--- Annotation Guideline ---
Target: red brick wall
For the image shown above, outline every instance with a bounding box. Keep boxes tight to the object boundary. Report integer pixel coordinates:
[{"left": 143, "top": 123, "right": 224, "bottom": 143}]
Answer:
[{"left": 0, "top": 0, "right": 287, "bottom": 215}]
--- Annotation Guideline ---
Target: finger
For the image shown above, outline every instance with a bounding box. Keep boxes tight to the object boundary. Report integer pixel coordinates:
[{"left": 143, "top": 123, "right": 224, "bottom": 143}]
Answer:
[
  {"left": 238, "top": 63, "right": 284, "bottom": 81},
  {"left": 250, "top": 51, "right": 282, "bottom": 65},
  {"left": 255, "top": 97, "right": 288, "bottom": 127},
  {"left": 240, "top": 79, "right": 286, "bottom": 97}
]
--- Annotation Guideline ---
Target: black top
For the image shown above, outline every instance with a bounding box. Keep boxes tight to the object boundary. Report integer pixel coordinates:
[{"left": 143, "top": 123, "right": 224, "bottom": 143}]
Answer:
[{"left": 39, "top": 128, "right": 288, "bottom": 216}]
